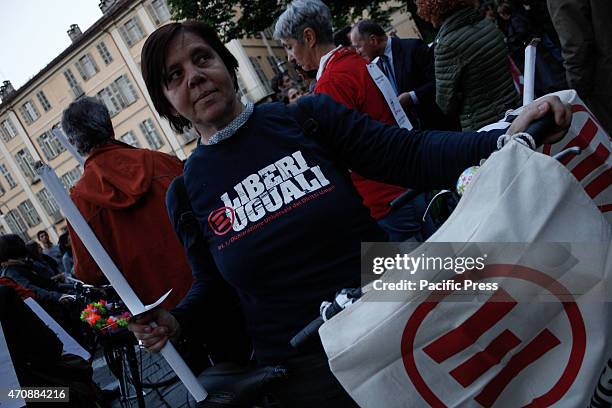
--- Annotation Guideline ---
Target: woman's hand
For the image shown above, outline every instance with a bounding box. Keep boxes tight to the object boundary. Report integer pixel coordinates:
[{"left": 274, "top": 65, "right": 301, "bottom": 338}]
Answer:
[
  {"left": 508, "top": 95, "right": 573, "bottom": 145},
  {"left": 128, "top": 308, "right": 181, "bottom": 353},
  {"left": 52, "top": 273, "right": 66, "bottom": 283}
]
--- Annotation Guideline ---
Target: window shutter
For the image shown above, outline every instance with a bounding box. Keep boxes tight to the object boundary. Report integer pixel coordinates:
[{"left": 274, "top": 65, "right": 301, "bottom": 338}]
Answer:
[
  {"left": 119, "top": 25, "right": 132, "bottom": 47},
  {"left": 75, "top": 60, "right": 87, "bottom": 80}
]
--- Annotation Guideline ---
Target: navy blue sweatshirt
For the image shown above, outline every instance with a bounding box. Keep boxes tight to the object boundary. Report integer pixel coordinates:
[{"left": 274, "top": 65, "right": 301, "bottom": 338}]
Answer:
[{"left": 169, "top": 94, "right": 501, "bottom": 364}]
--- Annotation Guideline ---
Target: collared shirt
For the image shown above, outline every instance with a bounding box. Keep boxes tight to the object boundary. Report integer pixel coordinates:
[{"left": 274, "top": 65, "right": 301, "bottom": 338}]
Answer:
[
  {"left": 316, "top": 45, "right": 343, "bottom": 81},
  {"left": 206, "top": 102, "right": 255, "bottom": 145}
]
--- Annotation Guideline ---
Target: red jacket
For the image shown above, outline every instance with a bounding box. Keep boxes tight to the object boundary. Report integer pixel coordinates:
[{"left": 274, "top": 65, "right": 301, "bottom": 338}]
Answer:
[
  {"left": 314, "top": 47, "right": 406, "bottom": 220},
  {"left": 68, "top": 141, "right": 192, "bottom": 309}
]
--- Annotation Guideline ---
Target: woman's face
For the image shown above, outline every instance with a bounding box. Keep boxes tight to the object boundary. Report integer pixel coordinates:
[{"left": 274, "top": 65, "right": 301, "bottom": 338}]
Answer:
[
  {"left": 162, "top": 31, "right": 239, "bottom": 133},
  {"left": 282, "top": 38, "right": 318, "bottom": 71},
  {"left": 287, "top": 88, "right": 302, "bottom": 103}
]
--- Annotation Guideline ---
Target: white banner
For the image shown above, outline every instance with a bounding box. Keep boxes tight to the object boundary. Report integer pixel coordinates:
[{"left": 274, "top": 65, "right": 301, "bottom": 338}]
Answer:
[
  {"left": 367, "top": 58, "right": 413, "bottom": 130},
  {"left": 0, "top": 321, "right": 25, "bottom": 408},
  {"left": 23, "top": 298, "right": 90, "bottom": 361}
]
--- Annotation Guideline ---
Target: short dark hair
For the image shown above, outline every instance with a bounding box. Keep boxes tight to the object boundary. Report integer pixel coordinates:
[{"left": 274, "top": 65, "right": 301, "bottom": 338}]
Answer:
[
  {"left": 37, "top": 230, "right": 48, "bottom": 239},
  {"left": 141, "top": 21, "right": 239, "bottom": 133},
  {"left": 25, "top": 241, "right": 43, "bottom": 261},
  {"left": 355, "top": 20, "right": 387, "bottom": 38},
  {"left": 58, "top": 232, "right": 70, "bottom": 254},
  {"left": 0, "top": 234, "right": 28, "bottom": 263},
  {"left": 333, "top": 26, "right": 352, "bottom": 47},
  {"left": 61, "top": 96, "right": 114, "bottom": 155}
]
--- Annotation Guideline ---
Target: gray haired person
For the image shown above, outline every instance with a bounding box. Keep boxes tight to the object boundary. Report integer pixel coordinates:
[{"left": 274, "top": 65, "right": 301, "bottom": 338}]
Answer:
[
  {"left": 274, "top": 1, "right": 438, "bottom": 242},
  {"left": 59, "top": 97, "right": 193, "bottom": 310},
  {"left": 274, "top": 0, "right": 333, "bottom": 45},
  {"left": 61, "top": 96, "right": 114, "bottom": 156}
]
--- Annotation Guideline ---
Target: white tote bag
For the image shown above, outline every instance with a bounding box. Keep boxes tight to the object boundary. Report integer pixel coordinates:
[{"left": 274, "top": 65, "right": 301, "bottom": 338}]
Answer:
[
  {"left": 480, "top": 90, "right": 611, "bottom": 223},
  {"left": 320, "top": 142, "right": 611, "bottom": 407}
]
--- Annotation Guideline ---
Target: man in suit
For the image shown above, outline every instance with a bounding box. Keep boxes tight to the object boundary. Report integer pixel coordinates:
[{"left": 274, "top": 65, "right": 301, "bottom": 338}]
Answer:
[{"left": 350, "top": 20, "right": 456, "bottom": 130}]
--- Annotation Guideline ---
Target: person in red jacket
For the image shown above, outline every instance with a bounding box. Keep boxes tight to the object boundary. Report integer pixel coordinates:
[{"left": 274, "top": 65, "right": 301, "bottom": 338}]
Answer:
[
  {"left": 61, "top": 97, "right": 192, "bottom": 309},
  {"left": 274, "top": 0, "right": 429, "bottom": 241}
]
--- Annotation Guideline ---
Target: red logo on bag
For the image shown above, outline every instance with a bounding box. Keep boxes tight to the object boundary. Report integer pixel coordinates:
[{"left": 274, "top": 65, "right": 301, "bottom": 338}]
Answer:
[
  {"left": 401, "top": 265, "right": 586, "bottom": 407},
  {"left": 542, "top": 104, "right": 611, "bottom": 215},
  {"left": 208, "top": 206, "right": 234, "bottom": 235}
]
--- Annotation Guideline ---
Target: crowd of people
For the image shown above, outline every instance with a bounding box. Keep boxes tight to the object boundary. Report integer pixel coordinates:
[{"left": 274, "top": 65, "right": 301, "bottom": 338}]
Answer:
[
  {"left": 268, "top": 0, "right": 610, "bottom": 135},
  {"left": 2, "top": 0, "right": 606, "bottom": 406}
]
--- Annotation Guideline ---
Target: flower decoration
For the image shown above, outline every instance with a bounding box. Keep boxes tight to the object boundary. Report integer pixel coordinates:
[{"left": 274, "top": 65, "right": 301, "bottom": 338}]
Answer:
[{"left": 80, "top": 300, "right": 130, "bottom": 334}]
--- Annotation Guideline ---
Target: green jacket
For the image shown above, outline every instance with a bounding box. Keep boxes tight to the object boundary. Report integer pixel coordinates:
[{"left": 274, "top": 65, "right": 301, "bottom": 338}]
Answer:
[{"left": 435, "top": 8, "right": 520, "bottom": 130}]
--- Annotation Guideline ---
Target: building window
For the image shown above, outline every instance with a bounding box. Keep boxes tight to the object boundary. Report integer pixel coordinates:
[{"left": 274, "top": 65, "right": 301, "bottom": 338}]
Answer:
[
  {"left": 119, "top": 17, "right": 145, "bottom": 47},
  {"left": 36, "top": 90, "right": 52, "bottom": 112},
  {"left": 0, "top": 182, "right": 5, "bottom": 196},
  {"left": 147, "top": 0, "right": 171, "bottom": 25},
  {"left": 249, "top": 57, "right": 271, "bottom": 91},
  {"left": 60, "top": 167, "right": 82, "bottom": 190},
  {"left": 139, "top": 119, "right": 164, "bottom": 150},
  {"left": 36, "top": 188, "right": 62, "bottom": 221},
  {"left": 15, "top": 149, "right": 38, "bottom": 182},
  {"left": 17, "top": 199, "right": 41, "bottom": 228},
  {"left": 5, "top": 209, "right": 29, "bottom": 239},
  {"left": 266, "top": 55, "right": 282, "bottom": 75},
  {"left": 1, "top": 118, "right": 18, "bottom": 142},
  {"left": 0, "top": 164, "right": 17, "bottom": 189},
  {"left": 19, "top": 100, "right": 40, "bottom": 125},
  {"left": 120, "top": 131, "right": 141, "bottom": 147},
  {"left": 64, "top": 69, "right": 84, "bottom": 98},
  {"left": 96, "top": 41, "right": 113, "bottom": 65},
  {"left": 37, "top": 130, "right": 66, "bottom": 160},
  {"left": 75, "top": 53, "right": 99, "bottom": 80},
  {"left": 96, "top": 74, "right": 139, "bottom": 116}
]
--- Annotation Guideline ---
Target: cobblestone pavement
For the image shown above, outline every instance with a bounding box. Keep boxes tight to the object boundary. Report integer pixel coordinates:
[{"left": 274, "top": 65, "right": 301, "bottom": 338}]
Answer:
[{"left": 92, "top": 346, "right": 195, "bottom": 408}]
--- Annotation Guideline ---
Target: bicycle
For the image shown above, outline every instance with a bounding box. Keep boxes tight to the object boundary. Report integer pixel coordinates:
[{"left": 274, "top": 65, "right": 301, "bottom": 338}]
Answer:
[
  {"left": 101, "top": 328, "right": 181, "bottom": 408},
  {"left": 70, "top": 279, "right": 182, "bottom": 407}
]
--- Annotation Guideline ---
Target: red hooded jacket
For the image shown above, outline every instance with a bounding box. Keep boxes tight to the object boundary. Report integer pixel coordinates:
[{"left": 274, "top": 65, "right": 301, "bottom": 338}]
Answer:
[
  {"left": 68, "top": 141, "right": 192, "bottom": 309},
  {"left": 314, "top": 47, "right": 406, "bottom": 220}
]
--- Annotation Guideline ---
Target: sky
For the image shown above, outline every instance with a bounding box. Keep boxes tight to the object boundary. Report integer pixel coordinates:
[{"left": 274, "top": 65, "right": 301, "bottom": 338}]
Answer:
[{"left": 0, "top": 0, "right": 103, "bottom": 89}]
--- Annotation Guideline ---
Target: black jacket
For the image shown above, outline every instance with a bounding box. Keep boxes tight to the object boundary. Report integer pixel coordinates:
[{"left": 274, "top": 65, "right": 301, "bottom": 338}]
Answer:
[{"left": 390, "top": 37, "right": 459, "bottom": 130}]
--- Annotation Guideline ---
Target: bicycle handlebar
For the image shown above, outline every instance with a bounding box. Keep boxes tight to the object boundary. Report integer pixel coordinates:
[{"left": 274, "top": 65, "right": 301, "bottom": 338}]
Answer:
[
  {"left": 290, "top": 317, "right": 324, "bottom": 349},
  {"left": 524, "top": 111, "right": 557, "bottom": 147}
]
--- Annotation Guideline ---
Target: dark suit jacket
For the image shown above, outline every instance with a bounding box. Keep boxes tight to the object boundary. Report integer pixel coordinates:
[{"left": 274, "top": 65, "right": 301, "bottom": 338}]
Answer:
[{"left": 390, "top": 37, "right": 459, "bottom": 130}]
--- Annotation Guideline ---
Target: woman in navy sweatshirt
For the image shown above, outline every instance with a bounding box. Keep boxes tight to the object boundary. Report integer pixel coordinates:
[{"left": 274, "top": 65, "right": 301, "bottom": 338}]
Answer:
[{"left": 128, "top": 19, "right": 571, "bottom": 407}]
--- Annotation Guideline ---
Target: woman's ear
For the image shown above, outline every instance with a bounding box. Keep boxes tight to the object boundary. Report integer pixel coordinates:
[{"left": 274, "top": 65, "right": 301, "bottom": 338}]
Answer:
[{"left": 303, "top": 27, "right": 317, "bottom": 49}]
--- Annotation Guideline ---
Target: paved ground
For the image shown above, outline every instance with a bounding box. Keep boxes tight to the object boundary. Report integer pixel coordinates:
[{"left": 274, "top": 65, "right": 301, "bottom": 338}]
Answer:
[{"left": 92, "top": 346, "right": 195, "bottom": 408}]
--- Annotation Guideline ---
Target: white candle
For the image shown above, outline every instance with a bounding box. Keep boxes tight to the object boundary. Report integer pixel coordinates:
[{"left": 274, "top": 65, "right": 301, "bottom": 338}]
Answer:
[{"left": 523, "top": 39, "right": 539, "bottom": 106}]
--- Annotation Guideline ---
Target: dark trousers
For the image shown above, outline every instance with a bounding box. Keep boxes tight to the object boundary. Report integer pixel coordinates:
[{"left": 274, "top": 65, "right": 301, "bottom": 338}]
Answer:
[{"left": 270, "top": 350, "right": 358, "bottom": 408}]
